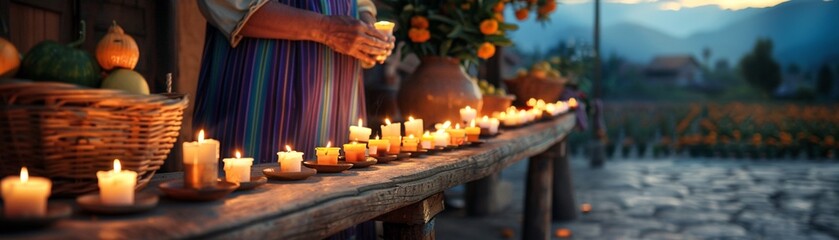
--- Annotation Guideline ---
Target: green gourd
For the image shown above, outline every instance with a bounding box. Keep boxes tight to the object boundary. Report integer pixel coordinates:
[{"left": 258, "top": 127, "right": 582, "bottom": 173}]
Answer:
[{"left": 20, "top": 21, "right": 100, "bottom": 88}]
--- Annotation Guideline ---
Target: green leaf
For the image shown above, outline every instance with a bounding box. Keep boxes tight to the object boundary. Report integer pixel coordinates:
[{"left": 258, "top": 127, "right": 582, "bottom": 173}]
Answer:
[
  {"left": 499, "top": 22, "right": 519, "bottom": 31},
  {"left": 428, "top": 13, "right": 458, "bottom": 25},
  {"left": 446, "top": 25, "right": 463, "bottom": 38},
  {"left": 440, "top": 39, "right": 454, "bottom": 56}
]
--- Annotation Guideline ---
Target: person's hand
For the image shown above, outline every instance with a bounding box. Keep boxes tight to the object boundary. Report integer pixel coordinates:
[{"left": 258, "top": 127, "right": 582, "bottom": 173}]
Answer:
[{"left": 318, "top": 15, "right": 390, "bottom": 66}]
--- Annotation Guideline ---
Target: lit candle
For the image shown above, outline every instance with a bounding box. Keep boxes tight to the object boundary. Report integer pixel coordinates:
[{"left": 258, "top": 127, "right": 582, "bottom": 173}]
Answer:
[
  {"left": 501, "top": 112, "right": 517, "bottom": 126},
  {"left": 223, "top": 151, "right": 253, "bottom": 184},
  {"left": 435, "top": 121, "right": 452, "bottom": 131},
  {"left": 557, "top": 101, "right": 569, "bottom": 113},
  {"left": 315, "top": 141, "right": 340, "bottom": 165},
  {"left": 383, "top": 136, "right": 402, "bottom": 154},
  {"left": 526, "top": 98, "right": 537, "bottom": 108},
  {"left": 183, "top": 130, "right": 220, "bottom": 189},
  {"left": 1, "top": 167, "right": 51, "bottom": 217},
  {"left": 374, "top": 21, "right": 395, "bottom": 62},
  {"left": 343, "top": 141, "right": 367, "bottom": 162},
  {"left": 433, "top": 130, "right": 450, "bottom": 147},
  {"left": 368, "top": 136, "right": 391, "bottom": 157},
  {"left": 529, "top": 108, "right": 543, "bottom": 120},
  {"left": 404, "top": 116, "right": 424, "bottom": 138},
  {"left": 96, "top": 159, "right": 137, "bottom": 205},
  {"left": 420, "top": 131, "right": 434, "bottom": 150},
  {"left": 380, "top": 118, "right": 402, "bottom": 138},
  {"left": 277, "top": 145, "right": 304, "bottom": 172},
  {"left": 568, "top": 98, "right": 579, "bottom": 110},
  {"left": 536, "top": 99, "right": 546, "bottom": 110},
  {"left": 488, "top": 118, "right": 500, "bottom": 134},
  {"left": 519, "top": 110, "right": 531, "bottom": 123},
  {"left": 459, "top": 106, "right": 477, "bottom": 123},
  {"left": 465, "top": 120, "right": 481, "bottom": 142},
  {"left": 448, "top": 124, "right": 467, "bottom": 146},
  {"left": 349, "top": 118, "right": 372, "bottom": 142},
  {"left": 402, "top": 134, "right": 420, "bottom": 151},
  {"left": 545, "top": 103, "right": 559, "bottom": 116}
]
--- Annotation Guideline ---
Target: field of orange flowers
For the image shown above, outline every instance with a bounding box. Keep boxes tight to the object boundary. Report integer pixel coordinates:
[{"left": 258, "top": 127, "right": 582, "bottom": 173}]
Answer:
[{"left": 569, "top": 102, "right": 839, "bottom": 160}]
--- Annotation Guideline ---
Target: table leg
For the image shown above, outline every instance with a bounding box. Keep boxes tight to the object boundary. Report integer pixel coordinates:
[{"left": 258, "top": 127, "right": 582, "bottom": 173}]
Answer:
[
  {"left": 465, "top": 173, "right": 499, "bottom": 216},
  {"left": 522, "top": 144, "right": 556, "bottom": 240},
  {"left": 378, "top": 192, "right": 445, "bottom": 240},
  {"left": 552, "top": 140, "right": 577, "bottom": 221}
]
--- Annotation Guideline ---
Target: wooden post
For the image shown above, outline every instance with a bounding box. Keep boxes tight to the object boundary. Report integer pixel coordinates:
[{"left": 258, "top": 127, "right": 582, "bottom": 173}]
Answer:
[
  {"left": 552, "top": 140, "right": 577, "bottom": 221},
  {"left": 522, "top": 145, "right": 555, "bottom": 240},
  {"left": 377, "top": 192, "right": 445, "bottom": 240},
  {"left": 465, "top": 173, "right": 499, "bottom": 216}
]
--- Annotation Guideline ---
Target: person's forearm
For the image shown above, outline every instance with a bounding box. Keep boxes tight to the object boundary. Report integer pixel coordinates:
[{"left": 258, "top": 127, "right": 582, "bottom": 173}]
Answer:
[{"left": 240, "top": 1, "right": 327, "bottom": 42}]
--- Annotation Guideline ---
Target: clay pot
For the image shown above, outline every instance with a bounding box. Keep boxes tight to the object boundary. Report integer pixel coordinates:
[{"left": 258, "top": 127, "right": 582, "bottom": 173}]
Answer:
[
  {"left": 398, "top": 57, "right": 482, "bottom": 127},
  {"left": 481, "top": 94, "right": 516, "bottom": 115}
]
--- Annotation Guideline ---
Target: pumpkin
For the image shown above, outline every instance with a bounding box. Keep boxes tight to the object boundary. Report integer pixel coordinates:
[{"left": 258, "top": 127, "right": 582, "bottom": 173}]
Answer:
[
  {"left": 20, "top": 21, "right": 100, "bottom": 88},
  {"left": 0, "top": 37, "right": 20, "bottom": 78},
  {"left": 96, "top": 21, "right": 139, "bottom": 70},
  {"left": 100, "top": 69, "right": 149, "bottom": 95}
]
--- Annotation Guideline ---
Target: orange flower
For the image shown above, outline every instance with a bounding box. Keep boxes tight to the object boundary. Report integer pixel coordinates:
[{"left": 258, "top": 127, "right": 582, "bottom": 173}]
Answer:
[
  {"left": 515, "top": 8, "right": 529, "bottom": 21},
  {"left": 461, "top": 2, "right": 471, "bottom": 10},
  {"left": 408, "top": 28, "right": 431, "bottom": 43},
  {"left": 494, "top": 13, "right": 505, "bottom": 22},
  {"left": 411, "top": 16, "right": 429, "bottom": 29},
  {"left": 493, "top": 2, "right": 505, "bottom": 12},
  {"left": 480, "top": 19, "right": 499, "bottom": 35},
  {"left": 477, "top": 42, "right": 496, "bottom": 59}
]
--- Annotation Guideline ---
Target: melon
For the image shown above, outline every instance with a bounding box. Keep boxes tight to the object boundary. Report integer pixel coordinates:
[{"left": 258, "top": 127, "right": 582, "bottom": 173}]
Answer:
[
  {"left": 101, "top": 69, "right": 149, "bottom": 95},
  {"left": 19, "top": 21, "right": 101, "bottom": 87}
]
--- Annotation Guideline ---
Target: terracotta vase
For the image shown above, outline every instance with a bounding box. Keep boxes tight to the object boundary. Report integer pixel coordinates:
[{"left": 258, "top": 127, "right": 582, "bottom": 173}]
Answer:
[{"left": 398, "top": 57, "right": 482, "bottom": 128}]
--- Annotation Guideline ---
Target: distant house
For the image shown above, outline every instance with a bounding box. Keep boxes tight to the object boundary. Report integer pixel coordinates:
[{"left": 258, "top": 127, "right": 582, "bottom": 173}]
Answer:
[{"left": 645, "top": 55, "right": 705, "bottom": 87}]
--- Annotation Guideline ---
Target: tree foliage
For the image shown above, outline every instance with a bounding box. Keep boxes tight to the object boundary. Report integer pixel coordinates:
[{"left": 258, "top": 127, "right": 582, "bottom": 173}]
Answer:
[
  {"left": 738, "top": 38, "right": 782, "bottom": 97},
  {"left": 817, "top": 63, "right": 833, "bottom": 96}
]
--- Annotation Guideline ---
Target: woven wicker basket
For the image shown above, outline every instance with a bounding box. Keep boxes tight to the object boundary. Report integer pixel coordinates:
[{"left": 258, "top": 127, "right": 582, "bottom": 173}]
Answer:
[{"left": 0, "top": 82, "right": 187, "bottom": 196}]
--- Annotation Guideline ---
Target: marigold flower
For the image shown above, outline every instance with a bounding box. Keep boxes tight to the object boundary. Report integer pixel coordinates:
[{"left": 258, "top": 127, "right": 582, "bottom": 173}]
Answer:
[
  {"left": 408, "top": 28, "right": 431, "bottom": 43},
  {"left": 411, "top": 16, "right": 429, "bottom": 29}
]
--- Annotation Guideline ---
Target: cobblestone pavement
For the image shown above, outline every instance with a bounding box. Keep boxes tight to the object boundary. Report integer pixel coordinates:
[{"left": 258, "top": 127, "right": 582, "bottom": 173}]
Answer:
[{"left": 436, "top": 157, "right": 839, "bottom": 240}]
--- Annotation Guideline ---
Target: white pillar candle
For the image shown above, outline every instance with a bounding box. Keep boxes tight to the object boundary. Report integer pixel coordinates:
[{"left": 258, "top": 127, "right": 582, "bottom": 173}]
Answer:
[
  {"left": 349, "top": 118, "right": 372, "bottom": 142},
  {"left": 421, "top": 131, "right": 434, "bottom": 149},
  {"left": 223, "top": 151, "right": 253, "bottom": 184},
  {"left": 96, "top": 159, "right": 137, "bottom": 206},
  {"left": 459, "top": 106, "right": 477, "bottom": 123},
  {"left": 404, "top": 116, "right": 424, "bottom": 138},
  {"left": 278, "top": 145, "right": 304, "bottom": 172},
  {"left": 488, "top": 118, "right": 500, "bottom": 134},
  {"left": 1, "top": 167, "right": 51, "bottom": 217},
  {"left": 182, "top": 130, "right": 220, "bottom": 189},
  {"left": 433, "top": 130, "right": 450, "bottom": 147},
  {"left": 380, "top": 118, "right": 402, "bottom": 138}
]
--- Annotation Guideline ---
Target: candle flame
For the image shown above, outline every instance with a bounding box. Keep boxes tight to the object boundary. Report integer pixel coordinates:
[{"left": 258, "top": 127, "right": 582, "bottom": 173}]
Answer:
[
  {"left": 464, "top": 105, "right": 471, "bottom": 110},
  {"left": 409, "top": 116, "right": 415, "bottom": 121},
  {"left": 455, "top": 123, "right": 461, "bottom": 129},
  {"left": 385, "top": 118, "right": 391, "bottom": 125},
  {"left": 358, "top": 118, "right": 363, "bottom": 127},
  {"left": 375, "top": 135, "right": 380, "bottom": 140},
  {"left": 470, "top": 120, "right": 476, "bottom": 127},
  {"left": 20, "top": 167, "right": 28, "bottom": 183},
  {"left": 114, "top": 159, "right": 122, "bottom": 173},
  {"left": 198, "top": 130, "right": 205, "bottom": 143},
  {"left": 424, "top": 131, "right": 431, "bottom": 137},
  {"left": 483, "top": 115, "right": 489, "bottom": 121},
  {"left": 569, "top": 98, "right": 578, "bottom": 107},
  {"left": 235, "top": 151, "right": 242, "bottom": 159},
  {"left": 409, "top": 134, "right": 415, "bottom": 138},
  {"left": 326, "top": 141, "right": 332, "bottom": 148},
  {"left": 285, "top": 145, "right": 292, "bottom": 152},
  {"left": 527, "top": 98, "right": 537, "bottom": 106},
  {"left": 443, "top": 121, "right": 451, "bottom": 128}
]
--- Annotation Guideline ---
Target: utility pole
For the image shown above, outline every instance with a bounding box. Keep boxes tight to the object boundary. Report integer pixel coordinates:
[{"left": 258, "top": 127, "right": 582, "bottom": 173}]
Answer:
[{"left": 590, "top": 0, "right": 605, "bottom": 167}]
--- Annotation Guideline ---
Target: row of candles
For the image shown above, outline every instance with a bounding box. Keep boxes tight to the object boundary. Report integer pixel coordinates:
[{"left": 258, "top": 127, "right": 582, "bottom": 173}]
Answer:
[{"left": 0, "top": 97, "right": 576, "bottom": 218}]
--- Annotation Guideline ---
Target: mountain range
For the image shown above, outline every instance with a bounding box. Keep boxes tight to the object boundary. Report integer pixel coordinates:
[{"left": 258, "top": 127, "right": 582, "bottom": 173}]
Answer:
[{"left": 509, "top": 0, "right": 839, "bottom": 69}]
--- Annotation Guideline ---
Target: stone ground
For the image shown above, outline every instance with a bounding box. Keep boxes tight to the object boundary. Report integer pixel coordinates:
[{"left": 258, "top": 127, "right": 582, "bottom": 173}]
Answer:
[{"left": 436, "top": 157, "right": 839, "bottom": 240}]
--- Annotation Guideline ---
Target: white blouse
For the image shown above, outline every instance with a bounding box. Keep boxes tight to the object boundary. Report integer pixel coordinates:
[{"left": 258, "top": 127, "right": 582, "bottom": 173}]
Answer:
[{"left": 197, "top": 0, "right": 377, "bottom": 48}]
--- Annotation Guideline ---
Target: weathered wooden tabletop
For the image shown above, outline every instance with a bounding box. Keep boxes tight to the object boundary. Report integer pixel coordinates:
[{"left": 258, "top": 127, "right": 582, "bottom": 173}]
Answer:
[{"left": 4, "top": 113, "right": 575, "bottom": 240}]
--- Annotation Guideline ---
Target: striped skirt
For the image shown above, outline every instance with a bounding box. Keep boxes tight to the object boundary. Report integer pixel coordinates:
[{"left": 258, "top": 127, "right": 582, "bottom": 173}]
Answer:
[{"left": 193, "top": 0, "right": 366, "bottom": 163}]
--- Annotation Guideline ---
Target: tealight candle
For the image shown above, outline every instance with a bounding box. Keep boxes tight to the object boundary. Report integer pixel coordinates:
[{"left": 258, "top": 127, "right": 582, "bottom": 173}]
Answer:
[
  {"left": 568, "top": 98, "right": 579, "bottom": 110},
  {"left": 343, "top": 141, "right": 367, "bottom": 162},
  {"left": 545, "top": 103, "right": 559, "bottom": 116},
  {"left": 557, "top": 101, "right": 569, "bottom": 113},
  {"left": 368, "top": 136, "right": 391, "bottom": 157},
  {"left": 519, "top": 110, "right": 531, "bottom": 123},
  {"left": 536, "top": 99, "right": 546, "bottom": 110},
  {"left": 527, "top": 98, "right": 537, "bottom": 107},
  {"left": 402, "top": 134, "right": 420, "bottom": 151},
  {"left": 459, "top": 106, "right": 477, "bottom": 123},
  {"left": 421, "top": 131, "right": 434, "bottom": 150},
  {"left": 383, "top": 136, "right": 402, "bottom": 154},
  {"left": 447, "top": 124, "right": 467, "bottom": 146},
  {"left": 183, "top": 130, "right": 220, "bottom": 189},
  {"left": 1, "top": 167, "right": 51, "bottom": 217},
  {"left": 373, "top": 21, "right": 395, "bottom": 62},
  {"left": 278, "top": 145, "right": 304, "bottom": 172},
  {"left": 501, "top": 112, "right": 517, "bottom": 126},
  {"left": 349, "top": 118, "right": 372, "bottom": 142},
  {"left": 433, "top": 130, "right": 450, "bottom": 147},
  {"left": 315, "top": 141, "right": 340, "bottom": 165},
  {"left": 97, "top": 159, "right": 137, "bottom": 205},
  {"left": 465, "top": 120, "right": 481, "bottom": 142},
  {"left": 223, "top": 151, "right": 253, "bottom": 184},
  {"left": 404, "top": 116, "right": 424, "bottom": 138}
]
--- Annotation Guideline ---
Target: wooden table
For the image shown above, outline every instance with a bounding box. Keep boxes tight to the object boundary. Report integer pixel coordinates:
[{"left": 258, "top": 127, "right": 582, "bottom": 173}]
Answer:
[{"left": 7, "top": 113, "right": 576, "bottom": 240}]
